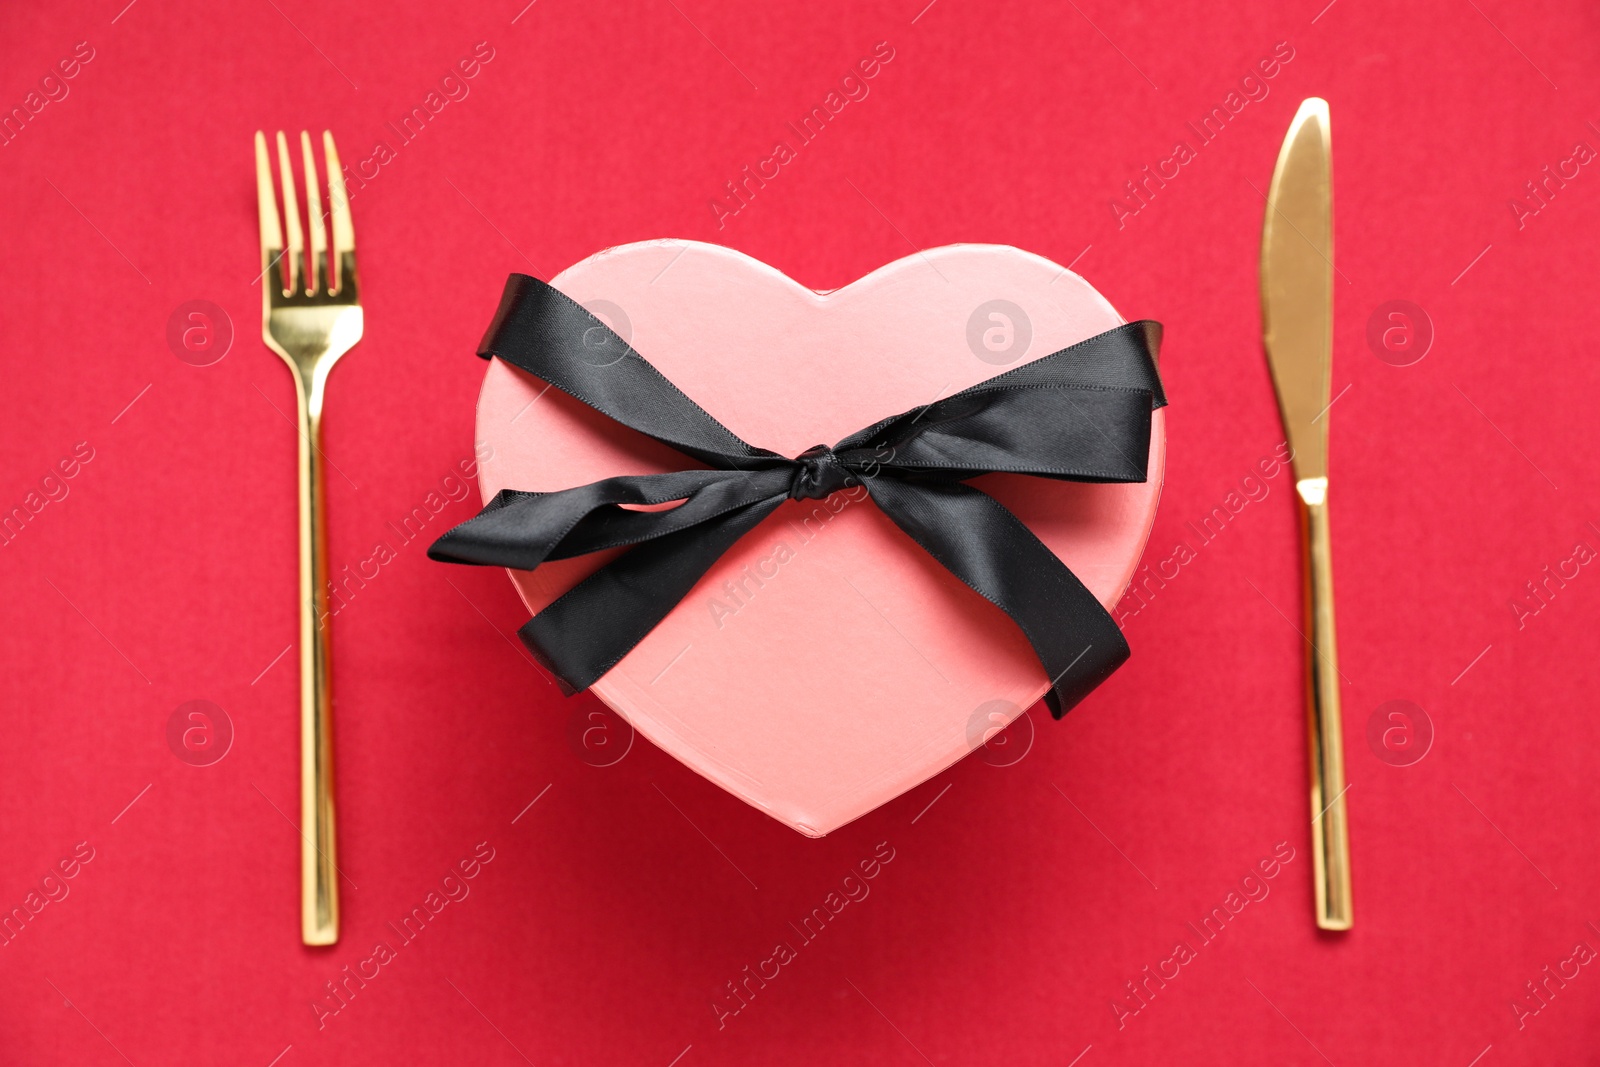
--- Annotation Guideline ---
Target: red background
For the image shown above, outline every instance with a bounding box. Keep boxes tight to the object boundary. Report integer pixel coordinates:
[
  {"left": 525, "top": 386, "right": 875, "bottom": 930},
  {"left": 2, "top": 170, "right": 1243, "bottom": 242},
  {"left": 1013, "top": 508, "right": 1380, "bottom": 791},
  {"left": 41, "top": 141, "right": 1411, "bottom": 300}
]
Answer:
[{"left": 3, "top": 0, "right": 1599, "bottom": 1063}]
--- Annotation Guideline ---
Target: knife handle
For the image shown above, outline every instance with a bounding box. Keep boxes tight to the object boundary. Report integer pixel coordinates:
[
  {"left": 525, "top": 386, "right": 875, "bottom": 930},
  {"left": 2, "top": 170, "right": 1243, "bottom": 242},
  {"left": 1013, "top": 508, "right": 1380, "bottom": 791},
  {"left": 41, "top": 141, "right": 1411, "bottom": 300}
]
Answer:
[{"left": 1297, "top": 477, "right": 1352, "bottom": 931}]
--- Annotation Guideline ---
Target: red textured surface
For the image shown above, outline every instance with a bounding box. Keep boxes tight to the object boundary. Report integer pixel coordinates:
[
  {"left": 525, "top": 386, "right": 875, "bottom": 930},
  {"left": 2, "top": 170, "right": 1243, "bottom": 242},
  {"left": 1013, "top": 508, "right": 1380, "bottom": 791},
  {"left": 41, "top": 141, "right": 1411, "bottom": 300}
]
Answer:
[{"left": 2, "top": 1, "right": 1598, "bottom": 1064}]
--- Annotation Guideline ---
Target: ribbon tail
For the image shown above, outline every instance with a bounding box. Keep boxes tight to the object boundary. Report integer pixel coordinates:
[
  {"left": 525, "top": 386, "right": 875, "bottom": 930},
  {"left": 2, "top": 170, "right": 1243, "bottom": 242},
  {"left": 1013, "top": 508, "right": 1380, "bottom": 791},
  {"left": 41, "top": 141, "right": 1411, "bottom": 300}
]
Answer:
[
  {"left": 427, "top": 470, "right": 788, "bottom": 570},
  {"left": 862, "top": 477, "right": 1129, "bottom": 718},
  {"left": 521, "top": 495, "right": 788, "bottom": 692}
]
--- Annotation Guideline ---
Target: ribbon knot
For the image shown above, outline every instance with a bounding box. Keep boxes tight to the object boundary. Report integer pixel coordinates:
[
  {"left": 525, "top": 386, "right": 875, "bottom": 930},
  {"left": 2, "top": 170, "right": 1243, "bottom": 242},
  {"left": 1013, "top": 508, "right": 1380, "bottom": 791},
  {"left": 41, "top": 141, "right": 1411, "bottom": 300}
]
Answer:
[
  {"left": 431, "top": 275, "right": 1166, "bottom": 718},
  {"left": 789, "top": 445, "right": 855, "bottom": 501}
]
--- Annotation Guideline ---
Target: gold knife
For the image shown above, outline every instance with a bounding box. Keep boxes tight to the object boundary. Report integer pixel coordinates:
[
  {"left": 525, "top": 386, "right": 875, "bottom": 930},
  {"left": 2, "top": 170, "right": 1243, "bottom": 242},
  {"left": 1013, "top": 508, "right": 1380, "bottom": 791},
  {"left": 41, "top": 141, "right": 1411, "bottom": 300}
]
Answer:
[{"left": 1260, "top": 97, "right": 1352, "bottom": 931}]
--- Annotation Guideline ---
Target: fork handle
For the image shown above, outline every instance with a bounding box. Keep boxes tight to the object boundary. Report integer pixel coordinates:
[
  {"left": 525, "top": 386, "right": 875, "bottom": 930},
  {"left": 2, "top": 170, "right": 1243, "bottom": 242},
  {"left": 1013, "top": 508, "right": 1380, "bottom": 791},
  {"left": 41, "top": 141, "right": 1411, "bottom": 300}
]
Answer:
[
  {"left": 296, "top": 379, "right": 339, "bottom": 945},
  {"left": 1297, "top": 477, "right": 1352, "bottom": 931}
]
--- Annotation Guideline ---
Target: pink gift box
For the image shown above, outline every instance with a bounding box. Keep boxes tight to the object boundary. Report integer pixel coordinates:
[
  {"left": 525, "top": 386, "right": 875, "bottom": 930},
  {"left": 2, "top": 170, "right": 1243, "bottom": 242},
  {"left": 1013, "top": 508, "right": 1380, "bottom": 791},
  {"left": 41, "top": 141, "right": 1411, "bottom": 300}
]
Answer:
[{"left": 474, "top": 240, "right": 1165, "bottom": 836}]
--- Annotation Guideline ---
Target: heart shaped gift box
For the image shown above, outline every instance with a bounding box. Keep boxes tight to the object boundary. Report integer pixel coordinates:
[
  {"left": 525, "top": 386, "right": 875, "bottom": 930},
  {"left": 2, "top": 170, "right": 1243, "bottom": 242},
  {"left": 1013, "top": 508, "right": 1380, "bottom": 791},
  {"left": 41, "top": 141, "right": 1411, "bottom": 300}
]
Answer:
[{"left": 467, "top": 240, "right": 1165, "bottom": 836}]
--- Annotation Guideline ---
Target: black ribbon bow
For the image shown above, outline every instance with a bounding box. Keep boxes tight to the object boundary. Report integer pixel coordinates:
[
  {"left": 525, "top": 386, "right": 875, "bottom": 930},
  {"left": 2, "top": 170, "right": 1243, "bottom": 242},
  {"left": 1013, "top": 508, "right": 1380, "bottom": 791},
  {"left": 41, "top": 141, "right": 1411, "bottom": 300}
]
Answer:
[{"left": 430, "top": 274, "right": 1166, "bottom": 718}]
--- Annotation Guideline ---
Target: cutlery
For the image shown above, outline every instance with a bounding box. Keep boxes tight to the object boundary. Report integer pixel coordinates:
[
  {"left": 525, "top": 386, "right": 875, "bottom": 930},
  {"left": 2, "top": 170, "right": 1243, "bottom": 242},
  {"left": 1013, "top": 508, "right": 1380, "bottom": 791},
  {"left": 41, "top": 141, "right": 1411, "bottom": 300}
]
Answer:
[
  {"left": 1260, "top": 98, "right": 1352, "bottom": 931},
  {"left": 255, "top": 129, "right": 362, "bottom": 945}
]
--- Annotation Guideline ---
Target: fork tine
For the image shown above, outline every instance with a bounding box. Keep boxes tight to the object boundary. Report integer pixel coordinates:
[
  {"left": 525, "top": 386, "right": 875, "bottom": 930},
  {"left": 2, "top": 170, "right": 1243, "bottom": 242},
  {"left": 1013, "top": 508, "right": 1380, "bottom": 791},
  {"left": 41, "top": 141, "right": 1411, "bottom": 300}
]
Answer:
[
  {"left": 322, "top": 131, "right": 354, "bottom": 293},
  {"left": 275, "top": 131, "right": 304, "bottom": 294},
  {"left": 255, "top": 131, "right": 284, "bottom": 289},
  {"left": 300, "top": 131, "right": 327, "bottom": 295}
]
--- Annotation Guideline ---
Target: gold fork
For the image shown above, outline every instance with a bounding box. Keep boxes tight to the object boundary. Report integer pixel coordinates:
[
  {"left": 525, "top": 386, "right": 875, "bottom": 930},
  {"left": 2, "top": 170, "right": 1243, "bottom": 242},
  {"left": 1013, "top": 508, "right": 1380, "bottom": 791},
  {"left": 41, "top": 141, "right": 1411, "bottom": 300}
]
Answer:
[{"left": 255, "top": 129, "right": 362, "bottom": 946}]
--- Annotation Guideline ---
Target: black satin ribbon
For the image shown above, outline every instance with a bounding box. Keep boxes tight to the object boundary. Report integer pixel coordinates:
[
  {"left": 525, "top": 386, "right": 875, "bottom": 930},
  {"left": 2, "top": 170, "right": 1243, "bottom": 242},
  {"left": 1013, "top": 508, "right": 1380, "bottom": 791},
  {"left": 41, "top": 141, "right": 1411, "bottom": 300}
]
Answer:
[{"left": 430, "top": 274, "right": 1166, "bottom": 718}]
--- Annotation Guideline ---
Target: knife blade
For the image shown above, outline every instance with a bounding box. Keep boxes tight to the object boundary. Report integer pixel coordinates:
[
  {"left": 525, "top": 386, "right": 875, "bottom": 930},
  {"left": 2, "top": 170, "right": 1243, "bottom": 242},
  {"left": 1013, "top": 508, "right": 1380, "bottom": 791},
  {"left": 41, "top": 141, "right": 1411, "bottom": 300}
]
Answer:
[
  {"left": 1260, "top": 97, "right": 1352, "bottom": 931},
  {"left": 1262, "top": 97, "right": 1334, "bottom": 479}
]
